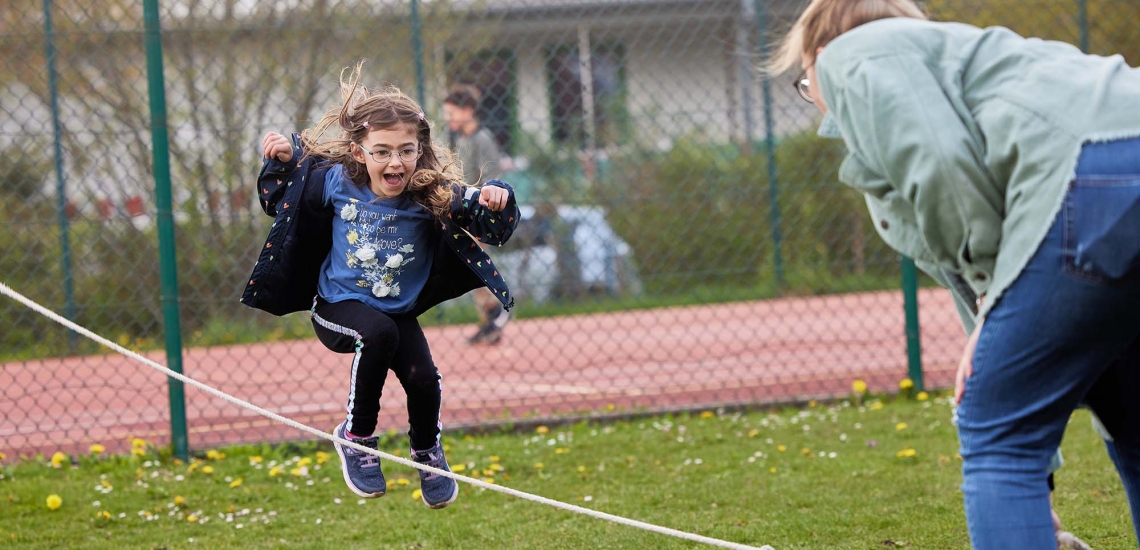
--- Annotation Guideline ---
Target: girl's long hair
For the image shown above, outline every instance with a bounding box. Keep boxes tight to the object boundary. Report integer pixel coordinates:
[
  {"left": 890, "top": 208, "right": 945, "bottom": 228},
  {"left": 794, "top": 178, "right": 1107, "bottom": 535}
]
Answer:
[{"left": 301, "top": 60, "right": 465, "bottom": 221}]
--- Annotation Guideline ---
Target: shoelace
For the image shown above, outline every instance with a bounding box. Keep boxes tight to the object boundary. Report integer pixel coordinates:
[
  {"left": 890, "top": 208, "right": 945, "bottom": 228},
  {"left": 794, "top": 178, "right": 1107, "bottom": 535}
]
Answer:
[
  {"left": 415, "top": 450, "right": 443, "bottom": 481},
  {"left": 346, "top": 435, "right": 381, "bottom": 470},
  {"left": 358, "top": 454, "right": 380, "bottom": 470}
]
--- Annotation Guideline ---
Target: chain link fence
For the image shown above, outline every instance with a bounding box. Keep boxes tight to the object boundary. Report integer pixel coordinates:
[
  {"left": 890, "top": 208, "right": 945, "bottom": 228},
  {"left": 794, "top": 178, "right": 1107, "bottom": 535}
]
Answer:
[{"left": 2, "top": 0, "right": 1136, "bottom": 458}]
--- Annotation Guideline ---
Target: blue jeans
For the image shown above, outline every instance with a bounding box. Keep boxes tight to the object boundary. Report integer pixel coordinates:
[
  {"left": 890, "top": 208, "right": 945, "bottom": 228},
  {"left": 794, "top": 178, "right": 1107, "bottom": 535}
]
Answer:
[{"left": 957, "top": 136, "right": 1140, "bottom": 549}]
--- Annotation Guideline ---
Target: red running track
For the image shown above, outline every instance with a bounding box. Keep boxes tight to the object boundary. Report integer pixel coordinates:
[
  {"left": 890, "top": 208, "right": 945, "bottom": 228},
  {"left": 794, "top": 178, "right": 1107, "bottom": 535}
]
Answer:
[{"left": 1, "top": 289, "right": 964, "bottom": 458}]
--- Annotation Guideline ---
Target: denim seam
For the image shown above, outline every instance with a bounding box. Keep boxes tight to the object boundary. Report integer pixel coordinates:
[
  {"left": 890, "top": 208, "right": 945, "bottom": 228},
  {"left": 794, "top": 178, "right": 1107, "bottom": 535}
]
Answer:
[
  {"left": 1060, "top": 182, "right": 1122, "bottom": 284},
  {"left": 1072, "top": 175, "right": 1140, "bottom": 186}
]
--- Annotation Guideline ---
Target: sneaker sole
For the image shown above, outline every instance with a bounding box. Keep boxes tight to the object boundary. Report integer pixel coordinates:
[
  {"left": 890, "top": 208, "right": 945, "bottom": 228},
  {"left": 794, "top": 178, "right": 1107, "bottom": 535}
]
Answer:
[
  {"left": 422, "top": 481, "right": 459, "bottom": 509},
  {"left": 333, "top": 425, "right": 385, "bottom": 499}
]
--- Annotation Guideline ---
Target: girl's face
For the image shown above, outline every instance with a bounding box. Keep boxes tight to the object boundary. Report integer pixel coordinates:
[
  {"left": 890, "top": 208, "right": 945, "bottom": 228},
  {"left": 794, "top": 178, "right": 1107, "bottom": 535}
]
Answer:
[{"left": 352, "top": 125, "right": 422, "bottom": 198}]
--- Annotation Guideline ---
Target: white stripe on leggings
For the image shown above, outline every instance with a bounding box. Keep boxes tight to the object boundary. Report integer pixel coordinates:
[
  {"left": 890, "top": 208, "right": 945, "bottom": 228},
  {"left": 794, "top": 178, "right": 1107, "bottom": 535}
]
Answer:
[{"left": 311, "top": 309, "right": 365, "bottom": 434}]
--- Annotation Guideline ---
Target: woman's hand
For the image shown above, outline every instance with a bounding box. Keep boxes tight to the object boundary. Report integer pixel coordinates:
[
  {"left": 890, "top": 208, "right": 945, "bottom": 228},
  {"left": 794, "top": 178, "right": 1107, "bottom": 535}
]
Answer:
[
  {"left": 479, "top": 185, "right": 509, "bottom": 212},
  {"left": 262, "top": 132, "right": 293, "bottom": 163},
  {"left": 955, "top": 316, "right": 985, "bottom": 405}
]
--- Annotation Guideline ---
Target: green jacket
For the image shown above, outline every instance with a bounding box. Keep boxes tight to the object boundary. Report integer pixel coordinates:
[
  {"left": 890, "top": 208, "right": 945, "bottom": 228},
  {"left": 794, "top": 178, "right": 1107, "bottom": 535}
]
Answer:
[
  {"left": 456, "top": 126, "right": 504, "bottom": 185},
  {"left": 816, "top": 17, "right": 1140, "bottom": 332}
]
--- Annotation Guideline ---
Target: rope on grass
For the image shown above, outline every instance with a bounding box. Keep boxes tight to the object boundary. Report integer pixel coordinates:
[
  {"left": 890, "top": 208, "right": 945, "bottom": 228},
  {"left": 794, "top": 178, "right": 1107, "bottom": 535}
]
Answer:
[{"left": 0, "top": 282, "right": 773, "bottom": 550}]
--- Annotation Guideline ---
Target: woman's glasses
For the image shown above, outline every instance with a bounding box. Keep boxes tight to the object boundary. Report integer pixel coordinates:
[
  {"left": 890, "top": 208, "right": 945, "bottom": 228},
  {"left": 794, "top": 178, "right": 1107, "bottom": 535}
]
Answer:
[{"left": 794, "top": 69, "right": 813, "bottom": 104}]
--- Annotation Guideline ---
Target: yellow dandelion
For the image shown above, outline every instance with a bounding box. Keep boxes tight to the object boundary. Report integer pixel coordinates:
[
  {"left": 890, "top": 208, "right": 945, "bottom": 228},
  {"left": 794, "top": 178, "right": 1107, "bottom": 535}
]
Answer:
[
  {"left": 289, "top": 467, "right": 302, "bottom": 477},
  {"left": 482, "top": 469, "right": 495, "bottom": 477},
  {"left": 896, "top": 423, "right": 908, "bottom": 431},
  {"left": 131, "top": 447, "right": 146, "bottom": 457},
  {"left": 315, "top": 452, "right": 331, "bottom": 465},
  {"left": 187, "top": 515, "right": 199, "bottom": 523},
  {"left": 482, "top": 477, "right": 495, "bottom": 484},
  {"left": 452, "top": 464, "right": 467, "bottom": 473},
  {"left": 50, "top": 452, "right": 68, "bottom": 468},
  {"left": 896, "top": 448, "right": 917, "bottom": 458},
  {"left": 852, "top": 379, "right": 868, "bottom": 394},
  {"left": 605, "top": 403, "right": 616, "bottom": 412},
  {"left": 801, "top": 447, "right": 811, "bottom": 455},
  {"left": 769, "top": 467, "right": 777, "bottom": 473},
  {"left": 206, "top": 450, "right": 225, "bottom": 460},
  {"left": 89, "top": 444, "right": 106, "bottom": 454},
  {"left": 0, "top": 451, "right": 6, "bottom": 460},
  {"left": 229, "top": 478, "right": 243, "bottom": 489},
  {"left": 748, "top": 429, "right": 760, "bottom": 437},
  {"left": 555, "top": 448, "right": 569, "bottom": 455},
  {"left": 535, "top": 426, "right": 549, "bottom": 435},
  {"left": 809, "top": 400, "right": 817, "bottom": 408},
  {"left": 174, "top": 496, "right": 185, "bottom": 506},
  {"left": 268, "top": 466, "right": 283, "bottom": 477},
  {"left": 201, "top": 465, "right": 215, "bottom": 475},
  {"left": 46, "top": 494, "right": 63, "bottom": 511},
  {"left": 130, "top": 438, "right": 147, "bottom": 449},
  {"left": 533, "top": 462, "right": 544, "bottom": 469},
  {"left": 916, "top": 392, "right": 929, "bottom": 401},
  {"left": 412, "top": 489, "right": 423, "bottom": 500},
  {"left": 899, "top": 378, "right": 914, "bottom": 390},
  {"left": 99, "top": 510, "right": 111, "bottom": 519},
  {"left": 577, "top": 465, "right": 586, "bottom": 473},
  {"left": 700, "top": 411, "right": 715, "bottom": 419},
  {"left": 777, "top": 445, "right": 787, "bottom": 453},
  {"left": 490, "top": 464, "right": 504, "bottom": 472},
  {"left": 298, "top": 457, "right": 313, "bottom": 467},
  {"left": 100, "top": 479, "right": 112, "bottom": 489},
  {"left": 490, "top": 456, "right": 500, "bottom": 463},
  {"left": 187, "top": 462, "right": 201, "bottom": 473},
  {"left": 395, "top": 478, "right": 411, "bottom": 486},
  {"left": 870, "top": 402, "right": 884, "bottom": 410},
  {"left": 249, "top": 456, "right": 263, "bottom": 465},
  {"left": 173, "top": 459, "right": 184, "bottom": 467}
]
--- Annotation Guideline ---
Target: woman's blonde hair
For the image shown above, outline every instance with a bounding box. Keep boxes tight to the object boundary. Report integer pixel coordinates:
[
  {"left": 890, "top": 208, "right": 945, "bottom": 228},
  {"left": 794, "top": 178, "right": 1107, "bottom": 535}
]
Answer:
[
  {"left": 769, "top": 0, "right": 927, "bottom": 74},
  {"left": 302, "top": 60, "right": 464, "bottom": 221}
]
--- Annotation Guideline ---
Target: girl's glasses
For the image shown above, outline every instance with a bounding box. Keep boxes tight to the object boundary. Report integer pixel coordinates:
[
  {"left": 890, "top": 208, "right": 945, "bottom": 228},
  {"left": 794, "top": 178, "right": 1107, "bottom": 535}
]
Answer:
[
  {"left": 360, "top": 146, "right": 421, "bottom": 163},
  {"left": 794, "top": 70, "right": 813, "bottom": 104}
]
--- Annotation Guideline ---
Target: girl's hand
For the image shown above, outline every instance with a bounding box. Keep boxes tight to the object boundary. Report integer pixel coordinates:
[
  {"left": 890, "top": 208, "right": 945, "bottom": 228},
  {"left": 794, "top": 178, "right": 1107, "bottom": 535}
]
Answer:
[
  {"left": 262, "top": 131, "right": 293, "bottom": 163},
  {"left": 954, "top": 316, "right": 985, "bottom": 405},
  {"left": 479, "top": 185, "right": 509, "bottom": 212}
]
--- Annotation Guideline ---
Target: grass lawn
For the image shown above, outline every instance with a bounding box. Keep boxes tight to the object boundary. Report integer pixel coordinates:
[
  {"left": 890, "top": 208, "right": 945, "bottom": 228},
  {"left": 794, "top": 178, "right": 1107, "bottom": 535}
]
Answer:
[{"left": 1, "top": 395, "right": 1132, "bottom": 549}]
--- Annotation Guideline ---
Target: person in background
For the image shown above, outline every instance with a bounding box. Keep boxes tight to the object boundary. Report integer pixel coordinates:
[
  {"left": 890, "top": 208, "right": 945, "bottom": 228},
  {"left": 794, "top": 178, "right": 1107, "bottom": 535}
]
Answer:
[{"left": 443, "top": 84, "right": 513, "bottom": 344}]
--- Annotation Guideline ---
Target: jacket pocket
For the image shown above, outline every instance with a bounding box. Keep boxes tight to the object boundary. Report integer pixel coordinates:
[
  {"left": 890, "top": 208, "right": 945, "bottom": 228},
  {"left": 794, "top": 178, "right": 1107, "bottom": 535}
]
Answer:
[{"left": 1062, "top": 175, "right": 1140, "bottom": 282}]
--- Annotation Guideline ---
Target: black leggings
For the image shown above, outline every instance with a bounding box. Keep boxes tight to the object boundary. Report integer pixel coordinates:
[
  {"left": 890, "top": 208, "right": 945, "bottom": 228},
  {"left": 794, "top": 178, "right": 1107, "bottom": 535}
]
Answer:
[{"left": 310, "top": 297, "right": 441, "bottom": 451}]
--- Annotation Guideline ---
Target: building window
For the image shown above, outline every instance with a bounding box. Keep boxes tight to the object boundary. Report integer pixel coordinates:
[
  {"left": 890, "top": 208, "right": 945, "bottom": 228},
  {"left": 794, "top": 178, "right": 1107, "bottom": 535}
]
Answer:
[{"left": 545, "top": 42, "right": 626, "bottom": 149}]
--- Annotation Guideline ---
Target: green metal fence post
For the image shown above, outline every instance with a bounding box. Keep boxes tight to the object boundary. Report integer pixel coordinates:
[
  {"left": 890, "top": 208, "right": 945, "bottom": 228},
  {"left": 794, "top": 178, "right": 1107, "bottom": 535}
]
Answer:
[
  {"left": 410, "top": 0, "right": 427, "bottom": 109},
  {"left": 901, "top": 256, "right": 924, "bottom": 391},
  {"left": 755, "top": 0, "right": 784, "bottom": 289},
  {"left": 1077, "top": 0, "right": 1089, "bottom": 53},
  {"left": 143, "top": 0, "right": 189, "bottom": 461},
  {"left": 42, "top": 0, "right": 78, "bottom": 351}
]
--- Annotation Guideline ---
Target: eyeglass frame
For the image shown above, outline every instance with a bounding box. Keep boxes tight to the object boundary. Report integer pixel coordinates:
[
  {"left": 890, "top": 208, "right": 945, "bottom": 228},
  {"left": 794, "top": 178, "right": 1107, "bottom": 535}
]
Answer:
[
  {"left": 358, "top": 144, "right": 422, "bottom": 164},
  {"left": 794, "top": 69, "right": 814, "bottom": 104}
]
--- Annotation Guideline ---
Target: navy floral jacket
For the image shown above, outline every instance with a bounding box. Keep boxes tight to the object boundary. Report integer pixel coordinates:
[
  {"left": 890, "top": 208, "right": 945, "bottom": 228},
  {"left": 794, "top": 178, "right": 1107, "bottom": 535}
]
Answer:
[{"left": 240, "top": 135, "right": 518, "bottom": 317}]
